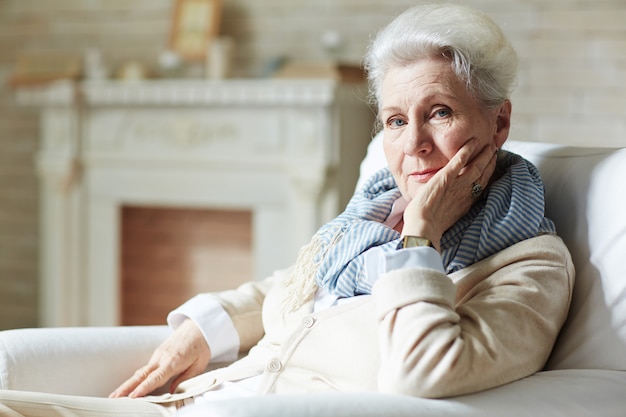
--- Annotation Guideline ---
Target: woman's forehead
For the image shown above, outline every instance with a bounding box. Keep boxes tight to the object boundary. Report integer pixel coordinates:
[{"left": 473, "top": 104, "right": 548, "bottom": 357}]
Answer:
[{"left": 380, "top": 61, "right": 469, "bottom": 109}]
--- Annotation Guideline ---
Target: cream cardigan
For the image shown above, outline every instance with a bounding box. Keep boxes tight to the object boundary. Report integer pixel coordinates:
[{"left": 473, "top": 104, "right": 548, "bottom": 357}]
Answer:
[{"left": 149, "top": 234, "right": 574, "bottom": 404}]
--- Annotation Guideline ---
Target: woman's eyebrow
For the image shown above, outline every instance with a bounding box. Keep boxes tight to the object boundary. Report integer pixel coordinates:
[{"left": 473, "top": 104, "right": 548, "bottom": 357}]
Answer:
[{"left": 381, "top": 93, "right": 461, "bottom": 113}]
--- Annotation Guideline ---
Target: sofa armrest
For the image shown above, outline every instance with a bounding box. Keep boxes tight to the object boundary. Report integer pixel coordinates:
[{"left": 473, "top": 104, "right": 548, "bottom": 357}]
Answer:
[{"left": 0, "top": 326, "right": 170, "bottom": 397}]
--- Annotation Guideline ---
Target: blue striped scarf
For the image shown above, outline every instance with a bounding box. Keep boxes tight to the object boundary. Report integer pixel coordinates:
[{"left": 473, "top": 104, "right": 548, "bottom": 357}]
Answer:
[{"left": 309, "top": 150, "right": 556, "bottom": 297}]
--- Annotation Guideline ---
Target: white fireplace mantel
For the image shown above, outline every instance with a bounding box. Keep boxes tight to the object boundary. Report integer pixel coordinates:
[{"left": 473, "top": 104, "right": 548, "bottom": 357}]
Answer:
[{"left": 19, "top": 79, "right": 374, "bottom": 327}]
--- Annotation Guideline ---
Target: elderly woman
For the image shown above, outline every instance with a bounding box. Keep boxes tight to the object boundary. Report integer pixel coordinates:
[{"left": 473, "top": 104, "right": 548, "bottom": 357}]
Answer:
[{"left": 0, "top": 3, "right": 573, "bottom": 417}]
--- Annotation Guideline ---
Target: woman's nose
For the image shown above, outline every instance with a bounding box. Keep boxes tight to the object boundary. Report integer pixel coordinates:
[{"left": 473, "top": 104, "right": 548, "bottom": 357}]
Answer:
[{"left": 404, "top": 123, "right": 432, "bottom": 155}]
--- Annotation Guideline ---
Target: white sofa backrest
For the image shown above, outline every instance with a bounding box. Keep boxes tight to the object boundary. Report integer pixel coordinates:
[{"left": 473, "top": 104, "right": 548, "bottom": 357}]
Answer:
[
  {"left": 505, "top": 141, "right": 626, "bottom": 371},
  {"left": 358, "top": 132, "right": 626, "bottom": 371}
]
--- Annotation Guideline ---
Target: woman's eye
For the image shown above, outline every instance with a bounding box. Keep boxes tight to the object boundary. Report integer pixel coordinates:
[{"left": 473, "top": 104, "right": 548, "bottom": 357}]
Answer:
[
  {"left": 433, "top": 108, "right": 451, "bottom": 118},
  {"left": 386, "top": 118, "right": 407, "bottom": 128}
]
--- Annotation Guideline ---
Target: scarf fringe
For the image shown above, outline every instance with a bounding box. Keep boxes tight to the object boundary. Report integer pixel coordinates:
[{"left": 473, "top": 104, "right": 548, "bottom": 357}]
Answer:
[{"left": 282, "top": 228, "right": 345, "bottom": 312}]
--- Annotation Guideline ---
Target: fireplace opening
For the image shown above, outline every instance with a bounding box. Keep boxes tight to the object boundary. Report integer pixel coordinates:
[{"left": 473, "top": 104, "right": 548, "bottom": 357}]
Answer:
[{"left": 120, "top": 206, "right": 253, "bottom": 325}]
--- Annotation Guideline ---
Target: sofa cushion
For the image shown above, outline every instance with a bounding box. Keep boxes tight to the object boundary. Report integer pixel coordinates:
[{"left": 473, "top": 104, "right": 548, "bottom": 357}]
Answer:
[
  {"left": 178, "top": 369, "right": 626, "bottom": 417},
  {"left": 358, "top": 132, "right": 626, "bottom": 371}
]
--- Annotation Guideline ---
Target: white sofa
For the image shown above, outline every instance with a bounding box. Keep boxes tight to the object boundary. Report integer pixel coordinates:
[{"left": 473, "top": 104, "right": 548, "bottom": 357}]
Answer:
[{"left": 1, "top": 138, "right": 625, "bottom": 416}]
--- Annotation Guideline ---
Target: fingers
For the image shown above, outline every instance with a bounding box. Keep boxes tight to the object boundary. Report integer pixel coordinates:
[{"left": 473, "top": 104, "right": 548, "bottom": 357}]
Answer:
[
  {"left": 129, "top": 367, "right": 173, "bottom": 398},
  {"left": 109, "top": 363, "right": 157, "bottom": 398},
  {"left": 470, "top": 144, "right": 498, "bottom": 194},
  {"left": 448, "top": 138, "right": 480, "bottom": 176},
  {"left": 458, "top": 141, "right": 498, "bottom": 188},
  {"left": 110, "top": 361, "right": 176, "bottom": 399},
  {"left": 478, "top": 147, "right": 498, "bottom": 185},
  {"left": 169, "top": 362, "right": 203, "bottom": 394},
  {"left": 432, "top": 139, "right": 497, "bottom": 208}
]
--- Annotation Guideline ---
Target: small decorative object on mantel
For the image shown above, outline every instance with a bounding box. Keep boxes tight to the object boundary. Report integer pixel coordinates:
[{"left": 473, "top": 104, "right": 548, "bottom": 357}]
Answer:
[
  {"left": 157, "top": 50, "right": 183, "bottom": 78},
  {"left": 115, "top": 60, "right": 150, "bottom": 81},
  {"left": 84, "top": 48, "right": 109, "bottom": 81},
  {"left": 320, "top": 30, "right": 345, "bottom": 61},
  {"left": 8, "top": 52, "right": 82, "bottom": 87},
  {"left": 170, "top": 0, "right": 222, "bottom": 62},
  {"left": 205, "top": 36, "right": 234, "bottom": 79}
]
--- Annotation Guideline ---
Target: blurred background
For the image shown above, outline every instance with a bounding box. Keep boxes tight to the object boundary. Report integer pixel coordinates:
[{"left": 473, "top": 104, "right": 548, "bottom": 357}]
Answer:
[{"left": 1, "top": 0, "right": 625, "bottom": 330}]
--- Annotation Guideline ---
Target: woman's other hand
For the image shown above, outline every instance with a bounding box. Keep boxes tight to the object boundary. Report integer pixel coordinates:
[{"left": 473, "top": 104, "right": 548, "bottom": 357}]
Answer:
[{"left": 109, "top": 318, "right": 211, "bottom": 398}]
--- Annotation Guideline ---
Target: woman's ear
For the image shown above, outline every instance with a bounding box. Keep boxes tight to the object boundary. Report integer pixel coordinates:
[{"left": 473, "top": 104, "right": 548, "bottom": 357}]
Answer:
[{"left": 494, "top": 100, "right": 512, "bottom": 148}]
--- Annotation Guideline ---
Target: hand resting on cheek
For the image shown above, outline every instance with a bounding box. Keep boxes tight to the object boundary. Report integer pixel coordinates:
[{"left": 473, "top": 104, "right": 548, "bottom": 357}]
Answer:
[{"left": 401, "top": 138, "right": 498, "bottom": 251}]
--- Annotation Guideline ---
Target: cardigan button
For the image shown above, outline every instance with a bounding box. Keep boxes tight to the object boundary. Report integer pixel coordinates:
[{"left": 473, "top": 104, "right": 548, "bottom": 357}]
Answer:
[
  {"left": 302, "top": 316, "right": 316, "bottom": 328},
  {"left": 267, "top": 359, "right": 283, "bottom": 373}
]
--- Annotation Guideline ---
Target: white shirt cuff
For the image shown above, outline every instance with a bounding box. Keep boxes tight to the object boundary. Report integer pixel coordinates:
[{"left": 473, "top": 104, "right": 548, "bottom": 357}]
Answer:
[
  {"left": 364, "top": 246, "right": 445, "bottom": 288},
  {"left": 167, "top": 294, "right": 240, "bottom": 363}
]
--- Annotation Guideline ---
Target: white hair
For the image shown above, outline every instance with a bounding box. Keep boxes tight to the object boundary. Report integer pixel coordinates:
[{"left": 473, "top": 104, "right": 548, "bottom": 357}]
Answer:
[{"left": 364, "top": 3, "right": 518, "bottom": 111}]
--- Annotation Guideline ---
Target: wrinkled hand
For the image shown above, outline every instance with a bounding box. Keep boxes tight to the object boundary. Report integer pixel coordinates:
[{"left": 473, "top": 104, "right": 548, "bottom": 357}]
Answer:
[
  {"left": 402, "top": 138, "right": 498, "bottom": 250},
  {"left": 109, "top": 318, "right": 211, "bottom": 398}
]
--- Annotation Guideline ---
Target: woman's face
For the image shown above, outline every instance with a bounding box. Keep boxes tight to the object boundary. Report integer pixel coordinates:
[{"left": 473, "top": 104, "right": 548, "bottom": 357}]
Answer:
[{"left": 380, "top": 57, "right": 509, "bottom": 201}]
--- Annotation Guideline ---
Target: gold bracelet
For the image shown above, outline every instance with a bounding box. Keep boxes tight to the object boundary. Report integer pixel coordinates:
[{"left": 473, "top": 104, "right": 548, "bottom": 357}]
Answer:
[{"left": 401, "top": 236, "right": 434, "bottom": 249}]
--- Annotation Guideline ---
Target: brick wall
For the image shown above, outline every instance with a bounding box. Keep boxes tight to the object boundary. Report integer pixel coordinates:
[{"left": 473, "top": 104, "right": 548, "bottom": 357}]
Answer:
[
  {"left": 0, "top": 0, "right": 624, "bottom": 329},
  {"left": 120, "top": 206, "right": 252, "bottom": 326}
]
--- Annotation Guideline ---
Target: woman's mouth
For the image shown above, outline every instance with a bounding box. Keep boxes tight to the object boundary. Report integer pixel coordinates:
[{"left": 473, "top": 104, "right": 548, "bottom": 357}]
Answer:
[{"left": 409, "top": 168, "right": 440, "bottom": 183}]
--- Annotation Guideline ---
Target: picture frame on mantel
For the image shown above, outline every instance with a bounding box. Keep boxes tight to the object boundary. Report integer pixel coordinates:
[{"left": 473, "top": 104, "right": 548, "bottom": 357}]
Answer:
[{"left": 170, "top": 0, "right": 222, "bottom": 61}]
